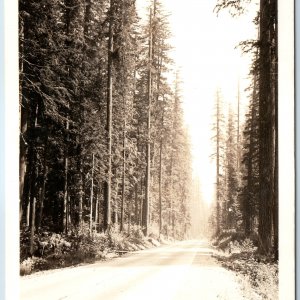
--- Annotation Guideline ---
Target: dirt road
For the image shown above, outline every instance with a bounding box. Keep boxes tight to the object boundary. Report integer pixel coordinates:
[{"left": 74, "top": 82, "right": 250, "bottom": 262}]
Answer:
[{"left": 20, "top": 240, "right": 245, "bottom": 299}]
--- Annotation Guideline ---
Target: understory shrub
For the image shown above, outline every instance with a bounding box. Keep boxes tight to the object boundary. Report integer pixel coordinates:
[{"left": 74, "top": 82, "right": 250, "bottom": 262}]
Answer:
[
  {"left": 216, "top": 254, "right": 278, "bottom": 299},
  {"left": 20, "top": 257, "right": 49, "bottom": 275},
  {"left": 20, "top": 223, "right": 167, "bottom": 275},
  {"left": 212, "top": 230, "right": 278, "bottom": 299},
  {"left": 212, "top": 230, "right": 259, "bottom": 254}
]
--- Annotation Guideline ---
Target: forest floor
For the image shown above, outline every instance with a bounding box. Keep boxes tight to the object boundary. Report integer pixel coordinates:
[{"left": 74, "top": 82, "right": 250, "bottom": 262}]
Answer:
[
  {"left": 212, "top": 236, "right": 278, "bottom": 300},
  {"left": 20, "top": 240, "right": 250, "bottom": 300},
  {"left": 20, "top": 225, "right": 167, "bottom": 276}
]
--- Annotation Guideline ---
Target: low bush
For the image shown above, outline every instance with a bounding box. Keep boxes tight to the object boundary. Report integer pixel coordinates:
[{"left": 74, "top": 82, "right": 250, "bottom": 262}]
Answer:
[
  {"left": 217, "top": 254, "right": 278, "bottom": 299},
  {"left": 20, "top": 257, "right": 49, "bottom": 275},
  {"left": 20, "top": 223, "right": 165, "bottom": 275},
  {"left": 129, "top": 225, "right": 144, "bottom": 240},
  {"left": 107, "top": 226, "right": 126, "bottom": 251},
  {"left": 212, "top": 231, "right": 278, "bottom": 299},
  {"left": 213, "top": 236, "right": 278, "bottom": 300}
]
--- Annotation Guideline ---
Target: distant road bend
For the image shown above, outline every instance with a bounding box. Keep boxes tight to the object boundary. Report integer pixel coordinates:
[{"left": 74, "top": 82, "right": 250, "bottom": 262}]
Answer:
[{"left": 20, "top": 240, "right": 244, "bottom": 300}]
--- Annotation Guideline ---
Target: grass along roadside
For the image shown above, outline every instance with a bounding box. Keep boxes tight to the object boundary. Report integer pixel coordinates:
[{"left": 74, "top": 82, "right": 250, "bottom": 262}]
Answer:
[
  {"left": 20, "top": 224, "right": 172, "bottom": 276},
  {"left": 212, "top": 237, "right": 278, "bottom": 300}
]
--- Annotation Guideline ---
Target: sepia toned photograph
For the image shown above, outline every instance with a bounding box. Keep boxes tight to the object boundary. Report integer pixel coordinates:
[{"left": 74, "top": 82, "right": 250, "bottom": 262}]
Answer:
[{"left": 14, "top": 0, "right": 294, "bottom": 299}]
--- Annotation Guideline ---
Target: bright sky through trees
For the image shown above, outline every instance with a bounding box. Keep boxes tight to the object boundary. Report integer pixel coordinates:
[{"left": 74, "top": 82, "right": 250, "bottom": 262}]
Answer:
[{"left": 137, "top": 0, "right": 259, "bottom": 204}]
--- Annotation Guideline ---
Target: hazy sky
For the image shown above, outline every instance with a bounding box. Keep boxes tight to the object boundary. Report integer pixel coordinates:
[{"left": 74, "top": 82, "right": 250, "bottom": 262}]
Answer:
[{"left": 136, "top": 0, "right": 258, "bottom": 204}]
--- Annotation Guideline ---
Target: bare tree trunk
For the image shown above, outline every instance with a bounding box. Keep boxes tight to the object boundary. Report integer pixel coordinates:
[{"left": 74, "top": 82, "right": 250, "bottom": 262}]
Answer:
[
  {"left": 169, "top": 72, "right": 180, "bottom": 238},
  {"left": 63, "top": 118, "right": 69, "bottom": 233},
  {"left": 26, "top": 201, "right": 30, "bottom": 228},
  {"left": 104, "top": 0, "right": 114, "bottom": 232},
  {"left": 158, "top": 93, "right": 165, "bottom": 236},
  {"left": 29, "top": 196, "right": 36, "bottom": 256},
  {"left": 78, "top": 158, "right": 83, "bottom": 231},
  {"left": 236, "top": 82, "right": 240, "bottom": 172},
  {"left": 95, "top": 192, "right": 99, "bottom": 232},
  {"left": 142, "top": 6, "right": 153, "bottom": 237},
  {"left": 63, "top": 0, "right": 85, "bottom": 232},
  {"left": 89, "top": 154, "right": 95, "bottom": 235},
  {"left": 120, "top": 113, "right": 126, "bottom": 232},
  {"left": 134, "top": 183, "right": 139, "bottom": 225},
  {"left": 158, "top": 138, "right": 163, "bottom": 235},
  {"left": 272, "top": 0, "right": 278, "bottom": 259},
  {"left": 37, "top": 164, "right": 47, "bottom": 230},
  {"left": 67, "top": 195, "right": 71, "bottom": 229},
  {"left": 98, "top": 189, "right": 102, "bottom": 232},
  {"left": 19, "top": 9, "right": 28, "bottom": 225},
  {"left": 216, "top": 90, "right": 221, "bottom": 235},
  {"left": 128, "top": 192, "right": 132, "bottom": 234},
  {"left": 244, "top": 78, "right": 257, "bottom": 236},
  {"left": 19, "top": 105, "right": 28, "bottom": 225},
  {"left": 258, "top": 0, "right": 274, "bottom": 255},
  {"left": 169, "top": 151, "right": 173, "bottom": 236},
  {"left": 140, "top": 178, "right": 144, "bottom": 226},
  {"left": 27, "top": 102, "right": 39, "bottom": 231}
]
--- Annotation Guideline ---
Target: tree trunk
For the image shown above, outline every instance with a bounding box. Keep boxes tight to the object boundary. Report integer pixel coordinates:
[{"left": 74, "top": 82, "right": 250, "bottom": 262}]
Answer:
[
  {"left": 29, "top": 196, "right": 36, "bottom": 256},
  {"left": 236, "top": 82, "right": 241, "bottom": 172},
  {"left": 19, "top": 6, "right": 26, "bottom": 225},
  {"left": 272, "top": 0, "right": 278, "bottom": 259},
  {"left": 95, "top": 192, "right": 99, "bottom": 232},
  {"left": 158, "top": 94, "right": 165, "bottom": 236},
  {"left": 63, "top": 0, "right": 85, "bottom": 232},
  {"left": 140, "top": 178, "right": 144, "bottom": 226},
  {"left": 143, "top": 6, "right": 153, "bottom": 237},
  {"left": 26, "top": 200, "right": 30, "bottom": 228},
  {"left": 127, "top": 191, "right": 132, "bottom": 234},
  {"left": 104, "top": 0, "right": 114, "bottom": 232},
  {"left": 169, "top": 150, "right": 174, "bottom": 236},
  {"left": 134, "top": 183, "right": 139, "bottom": 225},
  {"left": 216, "top": 90, "right": 221, "bottom": 235},
  {"left": 258, "top": 0, "right": 274, "bottom": 255},
  {"left": 120, "top": 111, "right": 126, "bottom": 232},
  {"left": 244, "top": 74, "right": 257, "bottom": 236},
  {"left": 63, "top": 118, "right": 69, "bottom": 233},
  {"left": 19, "top": 10, "right": 31, "bottom": 226},
  {"left": 244, "top": 110, "right": 254, "bottom": 236},
  {"left": 158, "top": 138, "right": 163, "bottom": 235},
  {"left": 89, "top": 154, "right": 95, "bottom": 235},
  {"left": 78, "top": 158, "right": 83, "bottom": 231},
  {"left": 84, "top": 0, "right": 92, "bottom": 35},
  {"left": 27, "top": 102, "right": 39, "bottom": 230},
  {"left": 37, "top": 163, "right": 47, "bottom": 230},
  {"left": 19, "top": 104, "right": 28, "bottom": 225},
  {"left": 98, "top": 188, "right": 102, "bottom": 232}
]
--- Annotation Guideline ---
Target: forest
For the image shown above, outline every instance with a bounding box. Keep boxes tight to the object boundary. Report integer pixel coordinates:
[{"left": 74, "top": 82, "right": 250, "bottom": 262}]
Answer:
[
  {"left": 19, "top": 0, "right": 278, "bottom": 277},
  {"left": 212, "top": 0, "right": 278, "bottom": 260}
]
